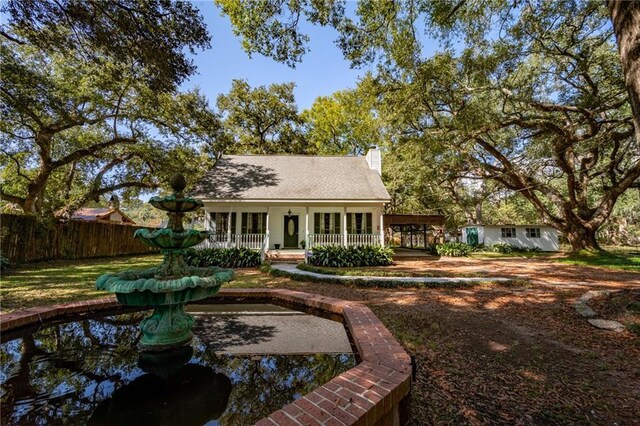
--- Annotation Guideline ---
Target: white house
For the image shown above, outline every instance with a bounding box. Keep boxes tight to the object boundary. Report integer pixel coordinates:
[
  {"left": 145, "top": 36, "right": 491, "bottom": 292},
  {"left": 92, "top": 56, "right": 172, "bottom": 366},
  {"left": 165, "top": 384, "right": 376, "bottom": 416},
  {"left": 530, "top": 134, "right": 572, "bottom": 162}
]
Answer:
[
  {"left": 460, "top": 224, "right": 559, "bottom": 251},
  {"left": 192, "top": 148, "right": 390, "bottom": 256}
]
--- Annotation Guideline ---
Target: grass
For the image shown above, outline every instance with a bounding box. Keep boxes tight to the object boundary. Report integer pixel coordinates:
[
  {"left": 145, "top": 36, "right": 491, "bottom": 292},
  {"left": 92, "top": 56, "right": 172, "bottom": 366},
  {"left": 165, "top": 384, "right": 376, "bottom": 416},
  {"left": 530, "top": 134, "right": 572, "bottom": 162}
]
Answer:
[
  {"left": 556, "top": 250, "right": 640, "bottom": 272},
  {"left": 1, "top": 255, "right": 163, "bottom": 312}
]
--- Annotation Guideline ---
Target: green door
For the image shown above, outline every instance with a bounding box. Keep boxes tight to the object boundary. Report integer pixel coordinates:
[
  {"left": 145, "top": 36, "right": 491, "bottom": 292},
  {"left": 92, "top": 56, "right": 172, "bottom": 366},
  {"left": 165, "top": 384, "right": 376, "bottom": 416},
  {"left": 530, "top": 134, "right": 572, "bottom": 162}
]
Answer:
[
  {"left": 466, "top": 227, "right": 479, "bottom": 246},
  {"left": 284, "top": 216, "right": 299, "bottom": 248}
]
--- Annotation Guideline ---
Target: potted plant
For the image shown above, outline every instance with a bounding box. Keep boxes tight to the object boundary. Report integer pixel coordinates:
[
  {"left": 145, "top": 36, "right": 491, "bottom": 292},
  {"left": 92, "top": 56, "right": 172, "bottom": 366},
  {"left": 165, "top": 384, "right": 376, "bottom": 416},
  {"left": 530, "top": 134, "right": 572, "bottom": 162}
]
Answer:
[
  {"left": 274, "top": 243, "right": 281, "bottom": 250},
  {"left": 299, "top": 240, "right": 306, "bottom": 249}
]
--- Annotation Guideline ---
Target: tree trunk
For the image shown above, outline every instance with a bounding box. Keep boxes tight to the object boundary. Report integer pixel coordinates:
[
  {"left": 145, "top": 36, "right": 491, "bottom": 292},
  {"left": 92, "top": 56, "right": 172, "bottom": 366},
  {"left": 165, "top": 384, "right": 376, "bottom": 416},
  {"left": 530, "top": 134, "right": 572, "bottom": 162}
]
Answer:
[
  {"left": 608, "top": 0, "right": 640, "bottom": 142},
  {"left": 562, "top": 220, "right": 601, "bottom": 252}
]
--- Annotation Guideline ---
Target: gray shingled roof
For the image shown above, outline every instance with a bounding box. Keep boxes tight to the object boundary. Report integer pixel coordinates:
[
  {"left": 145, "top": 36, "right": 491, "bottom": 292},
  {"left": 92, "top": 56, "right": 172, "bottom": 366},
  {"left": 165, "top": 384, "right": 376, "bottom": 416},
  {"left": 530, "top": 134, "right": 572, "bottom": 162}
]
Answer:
[{"left": 193, "top": 155, "right": 390, "bottom": 201}]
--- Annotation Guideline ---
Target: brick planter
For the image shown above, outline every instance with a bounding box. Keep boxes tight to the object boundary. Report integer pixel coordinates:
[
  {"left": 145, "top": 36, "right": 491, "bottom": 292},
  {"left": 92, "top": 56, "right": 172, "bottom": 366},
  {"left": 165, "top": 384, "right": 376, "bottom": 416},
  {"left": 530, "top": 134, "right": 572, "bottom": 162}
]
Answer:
[{"left": 0, "top": 289, "right": 412, "bottom": 425}]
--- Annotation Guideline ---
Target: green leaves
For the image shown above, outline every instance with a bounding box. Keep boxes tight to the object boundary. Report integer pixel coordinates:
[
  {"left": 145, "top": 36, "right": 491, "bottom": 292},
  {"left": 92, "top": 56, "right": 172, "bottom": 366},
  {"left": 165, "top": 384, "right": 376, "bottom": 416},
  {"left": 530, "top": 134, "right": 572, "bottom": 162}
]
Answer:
[
  {"left": 217, "top": 79, "right": 307, "bottom": 154},
  {"left": 308, "top": 245, "right": 394, "bottom": 267},
  {"left": 215, "top": 0, "right": 345, "bottom": 67},
  {"left": 301, "top": 84, "right": 385, "bottom": 155},
  {"left": 2, "top": 0, "right": 211, "bottom": 91},
  {"left": 435, "top": 242, "right": 473, "bottom": 257},
  {"left": 183, "top": 247, "right": 262, "bottom": 268},
  {"left": 1, "top": 2, "right": 222, "bottom": 218}
]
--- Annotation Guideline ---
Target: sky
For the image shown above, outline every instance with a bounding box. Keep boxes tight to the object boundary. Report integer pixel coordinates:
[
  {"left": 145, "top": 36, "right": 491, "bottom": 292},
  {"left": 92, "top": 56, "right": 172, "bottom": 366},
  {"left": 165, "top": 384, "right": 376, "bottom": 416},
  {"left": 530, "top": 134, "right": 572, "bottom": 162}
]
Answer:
[{"left": 181, "top": 1, "right": 372, "bottom": 111}]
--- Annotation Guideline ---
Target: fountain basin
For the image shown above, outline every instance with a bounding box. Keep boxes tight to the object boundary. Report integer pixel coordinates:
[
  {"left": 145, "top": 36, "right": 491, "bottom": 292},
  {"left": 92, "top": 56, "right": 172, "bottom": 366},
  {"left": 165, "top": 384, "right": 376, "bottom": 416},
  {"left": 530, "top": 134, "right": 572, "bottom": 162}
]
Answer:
[
  {"left": 96, "top": 267, "right": 233, "bottom": 306},
  {"left": 133, "top": 228, "right": 210, "bottom": 250},
  {"left": 149, "top": 194, "right": 203, "bottom": 212},
  {"left": 0, "top": 289, "right": 412, "bottom": 425},
  {"left": 96, "top": 267, "right": 234, "bottom": 351}
]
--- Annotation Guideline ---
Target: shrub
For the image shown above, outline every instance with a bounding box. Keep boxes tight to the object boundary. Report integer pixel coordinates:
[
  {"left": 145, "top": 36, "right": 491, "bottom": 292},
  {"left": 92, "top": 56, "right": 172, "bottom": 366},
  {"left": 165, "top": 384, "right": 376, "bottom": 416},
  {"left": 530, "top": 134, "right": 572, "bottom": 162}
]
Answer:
[
  {"left": 490, "top": 243, "right": 515, "bottom": 253},
  {"left": 0, "top": 256, "right": 10, "bottom": 271},
  {"left": 435, "top": 242, "right": 473, "bottom": 257},
  {"left": 183, "top": 247, "right": 261, "bottom": 268},
  {"left": 489, "top": 243, "right": 543, "bottom": 253},
  {"left": 308, "top": 245, "right": 394, "bottom": 267}
]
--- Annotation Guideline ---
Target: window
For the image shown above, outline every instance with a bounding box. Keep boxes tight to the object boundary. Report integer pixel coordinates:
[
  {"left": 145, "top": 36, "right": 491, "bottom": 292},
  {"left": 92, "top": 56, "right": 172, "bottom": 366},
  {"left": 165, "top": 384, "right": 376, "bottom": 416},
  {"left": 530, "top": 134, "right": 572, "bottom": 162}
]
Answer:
[
  {"left": 241, "top": 213, "right": 267, "bottom": 234},
  {"left": 313, "top": 213, "right": 341, "bottom": 234},
  {"left": 501, "top": 227, "right": 516, "bottom": 238},
  {"left": 210, "top": 212, "right": 236, "bottom": 235},
  {"left": 347, "top": 213, "right": 373, "bottom": 234},
  {"left": 526, "top": 227, "right": 541, "bottom": 238}
]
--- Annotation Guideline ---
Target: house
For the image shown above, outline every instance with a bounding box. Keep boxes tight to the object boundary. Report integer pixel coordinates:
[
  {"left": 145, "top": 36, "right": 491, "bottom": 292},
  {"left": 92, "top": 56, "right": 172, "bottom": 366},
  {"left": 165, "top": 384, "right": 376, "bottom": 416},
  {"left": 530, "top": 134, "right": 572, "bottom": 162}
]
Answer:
[
  {"left": 71, "top": 195, "right": 136, "bottom": 225},
  {"left": 460, "top": 224, "right": 559, "bottom": 251},
  {"left": 192, "top": 148, "right": 390, "bottom": 254}
]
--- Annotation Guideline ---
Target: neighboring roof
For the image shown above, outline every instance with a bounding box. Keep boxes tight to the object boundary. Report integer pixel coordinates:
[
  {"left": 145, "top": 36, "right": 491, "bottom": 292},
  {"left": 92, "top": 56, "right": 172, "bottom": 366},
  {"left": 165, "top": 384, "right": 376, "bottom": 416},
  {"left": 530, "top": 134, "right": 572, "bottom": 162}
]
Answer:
[
  {"left": 193, "top": 155, "right": 391, "bottom": 201},
  {"left": 71, "top": 207, "right": 135, "bottom": 224}
]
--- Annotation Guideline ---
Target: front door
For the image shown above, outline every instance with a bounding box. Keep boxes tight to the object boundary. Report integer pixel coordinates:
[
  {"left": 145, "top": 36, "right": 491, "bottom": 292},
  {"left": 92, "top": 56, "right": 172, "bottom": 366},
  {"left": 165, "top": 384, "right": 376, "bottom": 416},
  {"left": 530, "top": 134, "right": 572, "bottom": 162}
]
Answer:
[
  {"left": 466, "top": 227, "right": 479, "bottom": 246},
  {"left": 283, "top": 215, "right": 299, "bottom": 248}
]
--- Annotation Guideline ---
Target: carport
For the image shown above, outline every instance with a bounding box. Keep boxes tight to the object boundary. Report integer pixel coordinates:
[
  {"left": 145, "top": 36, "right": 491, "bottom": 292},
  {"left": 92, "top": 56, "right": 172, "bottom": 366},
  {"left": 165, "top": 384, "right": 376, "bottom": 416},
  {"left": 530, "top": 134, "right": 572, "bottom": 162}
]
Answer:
[{"left": 384, "top": 214, "right": 446, "bottom": 249}]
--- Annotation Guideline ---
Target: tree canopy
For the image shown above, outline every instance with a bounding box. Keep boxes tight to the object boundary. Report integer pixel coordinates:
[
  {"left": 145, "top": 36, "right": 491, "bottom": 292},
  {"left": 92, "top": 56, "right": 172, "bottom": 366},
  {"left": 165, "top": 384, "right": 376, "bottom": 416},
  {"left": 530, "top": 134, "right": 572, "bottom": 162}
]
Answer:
[
  {"left": 218, "top": 0, "right": 640, "bottom": 250},
  {"left": 1, "top": 0, "right": 223, "bottom": 219},
  {"left": 216, "top": 79, "right": 307, "bottom": 154}
]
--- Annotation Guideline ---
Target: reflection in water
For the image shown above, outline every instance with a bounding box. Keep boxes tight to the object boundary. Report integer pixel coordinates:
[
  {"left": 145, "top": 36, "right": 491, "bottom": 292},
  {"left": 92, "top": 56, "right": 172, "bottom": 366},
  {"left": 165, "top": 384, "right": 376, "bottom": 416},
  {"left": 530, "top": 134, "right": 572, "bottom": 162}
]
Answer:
[
  {"left": 0, "top": 312, "right": 356, "bottom": 425},
  {"left": 90, "top": 364, "right": 231, "bottom": 426}
]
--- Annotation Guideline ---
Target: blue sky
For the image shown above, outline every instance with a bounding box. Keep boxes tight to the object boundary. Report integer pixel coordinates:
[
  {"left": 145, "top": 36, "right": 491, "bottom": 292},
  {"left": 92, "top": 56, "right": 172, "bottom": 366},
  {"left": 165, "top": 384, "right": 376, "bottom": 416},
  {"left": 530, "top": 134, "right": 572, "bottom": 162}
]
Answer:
[{"left": 182, "top": 1, "right": 372, "bottom": 111}]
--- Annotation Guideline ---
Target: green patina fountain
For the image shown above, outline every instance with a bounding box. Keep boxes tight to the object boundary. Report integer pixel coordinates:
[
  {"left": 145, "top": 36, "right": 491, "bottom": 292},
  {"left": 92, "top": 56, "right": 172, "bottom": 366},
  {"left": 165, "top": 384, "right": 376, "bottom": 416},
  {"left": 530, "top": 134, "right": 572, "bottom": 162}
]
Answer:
[{"left": 97, "top": 174, "right": 233, "bottom": 352}]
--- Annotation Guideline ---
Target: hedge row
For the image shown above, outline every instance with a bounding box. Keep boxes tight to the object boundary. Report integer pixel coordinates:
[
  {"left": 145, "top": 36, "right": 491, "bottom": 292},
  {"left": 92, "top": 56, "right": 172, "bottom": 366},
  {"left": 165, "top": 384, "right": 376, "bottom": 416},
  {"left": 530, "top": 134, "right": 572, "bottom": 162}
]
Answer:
[
  {"left": 308, "top": 245, "right": 394, "bottom": 267},
  {"left": 183, "top": 247, "right": 261, "bottom": 268}
]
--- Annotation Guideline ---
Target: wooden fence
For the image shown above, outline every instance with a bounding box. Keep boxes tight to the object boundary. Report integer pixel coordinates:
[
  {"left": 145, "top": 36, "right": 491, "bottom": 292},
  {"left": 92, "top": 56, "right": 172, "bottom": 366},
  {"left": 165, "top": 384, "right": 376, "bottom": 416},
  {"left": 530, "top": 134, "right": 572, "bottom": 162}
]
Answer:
[{"left": 1, "top": 214, "right": 160, "bottom": 263}]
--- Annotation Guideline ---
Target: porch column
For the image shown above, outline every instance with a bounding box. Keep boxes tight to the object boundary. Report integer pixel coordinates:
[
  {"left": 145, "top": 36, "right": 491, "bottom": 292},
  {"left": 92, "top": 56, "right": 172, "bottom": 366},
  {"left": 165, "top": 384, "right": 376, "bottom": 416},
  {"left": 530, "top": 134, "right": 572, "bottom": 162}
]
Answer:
[
  {"left": 305, "top": 207, "right": 309, "bottom": 260},
  {"left": 265, "top": 207, "right": 270, "bottom": 250},
  {"left": 410, "top": 225, "right": 414, "bottom": 249},
  {"left": 379, "top": 210, "right": 384, "bottom": 246},
  {"left": 342, "top": 208, "right": 348, "bottom": 247},
  {"left": 227, "top": 208, "right": 232, "bottom": 248}
]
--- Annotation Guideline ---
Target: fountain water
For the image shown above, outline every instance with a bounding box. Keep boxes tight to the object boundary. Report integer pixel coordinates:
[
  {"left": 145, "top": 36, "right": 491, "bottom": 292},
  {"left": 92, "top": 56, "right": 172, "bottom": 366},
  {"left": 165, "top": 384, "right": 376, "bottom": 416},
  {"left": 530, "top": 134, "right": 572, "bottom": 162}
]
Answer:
[{"left": 96, "top": 174, "right": 233, "bottom": 351}]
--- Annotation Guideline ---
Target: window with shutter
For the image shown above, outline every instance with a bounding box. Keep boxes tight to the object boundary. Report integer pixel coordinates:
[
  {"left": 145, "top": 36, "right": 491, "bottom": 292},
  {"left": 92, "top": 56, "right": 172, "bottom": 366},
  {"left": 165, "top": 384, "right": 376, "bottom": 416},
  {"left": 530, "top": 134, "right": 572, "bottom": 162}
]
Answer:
[{"left": 314, "top": 213, "right": 320, "bottom": 233}]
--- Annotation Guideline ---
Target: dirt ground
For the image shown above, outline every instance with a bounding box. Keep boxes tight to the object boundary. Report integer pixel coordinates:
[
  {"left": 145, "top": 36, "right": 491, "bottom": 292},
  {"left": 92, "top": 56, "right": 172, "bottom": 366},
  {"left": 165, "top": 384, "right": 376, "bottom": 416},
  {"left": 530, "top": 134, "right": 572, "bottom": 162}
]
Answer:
[{"left": 245, "top": 257, "right": 640, "bottom": 425}]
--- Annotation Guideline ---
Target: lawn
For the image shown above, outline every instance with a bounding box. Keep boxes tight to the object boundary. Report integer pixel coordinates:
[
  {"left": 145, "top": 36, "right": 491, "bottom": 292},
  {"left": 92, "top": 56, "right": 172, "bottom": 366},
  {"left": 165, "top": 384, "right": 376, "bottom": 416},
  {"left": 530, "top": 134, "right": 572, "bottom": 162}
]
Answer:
[
  {"left": 1, "top": 255, "right": 639, "bottom": 423},
  {"left": 0, "top": 255, "right": 285, "bottom": 312},
  {"left": 557, "top": 249, "right": 640, "bottom": 272},
  {"left": 0, "top": 254, "right": 163, "bottom": 312},
  {"left": 469, "top": 246, "right": 640, "bottom": 272}
]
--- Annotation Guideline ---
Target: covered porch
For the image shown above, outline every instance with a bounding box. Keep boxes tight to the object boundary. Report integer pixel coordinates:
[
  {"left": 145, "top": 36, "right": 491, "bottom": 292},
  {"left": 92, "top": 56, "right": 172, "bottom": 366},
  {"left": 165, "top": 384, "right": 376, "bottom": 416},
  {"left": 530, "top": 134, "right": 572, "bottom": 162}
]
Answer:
[{"left": 200, "top": 202, "right": 386, "bottom": 253}]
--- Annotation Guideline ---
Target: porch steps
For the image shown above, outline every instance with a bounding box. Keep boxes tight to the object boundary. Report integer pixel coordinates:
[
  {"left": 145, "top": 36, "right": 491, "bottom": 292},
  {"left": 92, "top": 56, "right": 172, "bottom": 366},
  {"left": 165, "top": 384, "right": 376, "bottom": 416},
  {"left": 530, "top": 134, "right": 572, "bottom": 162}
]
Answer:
[{"left": 265, "top": 250, "right": 305, "bottom": 263}]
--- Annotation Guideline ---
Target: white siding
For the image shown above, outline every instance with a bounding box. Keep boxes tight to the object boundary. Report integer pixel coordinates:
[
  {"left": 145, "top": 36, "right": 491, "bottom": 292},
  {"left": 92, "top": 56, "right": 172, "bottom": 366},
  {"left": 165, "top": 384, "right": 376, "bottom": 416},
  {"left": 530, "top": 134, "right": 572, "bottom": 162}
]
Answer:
[
  {"left": 461, "top": 225, "right": 559, "bottom": 251},
  {"left": 203, "top": 203, "right": 385, "bottom": 249}
]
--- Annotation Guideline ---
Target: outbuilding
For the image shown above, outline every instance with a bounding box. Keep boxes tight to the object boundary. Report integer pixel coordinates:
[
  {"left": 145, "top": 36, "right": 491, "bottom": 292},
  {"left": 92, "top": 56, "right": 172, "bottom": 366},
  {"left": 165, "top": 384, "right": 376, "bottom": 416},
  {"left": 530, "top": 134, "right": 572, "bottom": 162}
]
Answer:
[{"left": 460, "top": 224, "right": 559, "bottom": 251}]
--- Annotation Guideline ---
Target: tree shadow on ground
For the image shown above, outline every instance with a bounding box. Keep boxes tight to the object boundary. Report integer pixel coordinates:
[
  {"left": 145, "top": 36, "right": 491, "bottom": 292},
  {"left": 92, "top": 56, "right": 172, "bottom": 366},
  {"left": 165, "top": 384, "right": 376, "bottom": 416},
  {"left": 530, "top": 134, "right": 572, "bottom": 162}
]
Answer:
[
  {"left": 264, "top": 273, "right": 640, "bottom": 425},
  {"left": 192, "top": 315, "right": 278, "bottom": 352}
]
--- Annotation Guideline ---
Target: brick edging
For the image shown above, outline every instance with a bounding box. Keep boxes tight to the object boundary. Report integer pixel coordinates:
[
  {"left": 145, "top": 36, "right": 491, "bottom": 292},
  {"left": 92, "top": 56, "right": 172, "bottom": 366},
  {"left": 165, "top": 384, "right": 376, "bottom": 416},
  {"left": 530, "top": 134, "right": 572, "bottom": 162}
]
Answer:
[
  {"left": 0, "top": 297, "right": 119, "bottom": 333},
  {"left": 0, "top": 289, "right": 412, "bottom": 425}
]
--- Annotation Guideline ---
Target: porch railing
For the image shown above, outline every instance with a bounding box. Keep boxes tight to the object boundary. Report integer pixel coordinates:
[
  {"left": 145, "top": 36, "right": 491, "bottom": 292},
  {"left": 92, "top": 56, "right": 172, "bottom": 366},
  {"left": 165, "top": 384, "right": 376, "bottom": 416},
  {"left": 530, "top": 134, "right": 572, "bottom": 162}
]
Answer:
[
  {"left": 347, "top": 234, "right": 380, "bottom": 247},
  {"left": 235, "top": 233, "right": 265, "bottom": 250},
  {"left": 196, "top": 233, "right": 266, "bottom": 250},
  {"left": 308, "top": 233, "right": 342, "bottom": 248},
  {"left": 306, "top": 233, "right": 381, "bottom": 248}
]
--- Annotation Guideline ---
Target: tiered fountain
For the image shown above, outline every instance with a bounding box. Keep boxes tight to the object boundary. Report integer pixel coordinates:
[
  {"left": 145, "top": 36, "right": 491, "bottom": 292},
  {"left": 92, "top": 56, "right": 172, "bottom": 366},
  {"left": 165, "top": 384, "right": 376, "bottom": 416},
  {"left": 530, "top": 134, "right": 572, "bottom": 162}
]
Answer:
[{"left": 96, "top": 174, "right": 233, "bottom": 351}]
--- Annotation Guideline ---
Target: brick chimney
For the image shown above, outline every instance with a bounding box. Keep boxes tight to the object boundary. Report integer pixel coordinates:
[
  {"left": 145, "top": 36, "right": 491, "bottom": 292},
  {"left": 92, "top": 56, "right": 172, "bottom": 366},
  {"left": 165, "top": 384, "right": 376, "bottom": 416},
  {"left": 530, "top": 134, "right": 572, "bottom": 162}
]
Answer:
[
  {"left": 108, "top": 194, "right": 120, "bottom": 210},
  {"left": 365, "top": 146, "right": 382, "bottom": 175}
]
